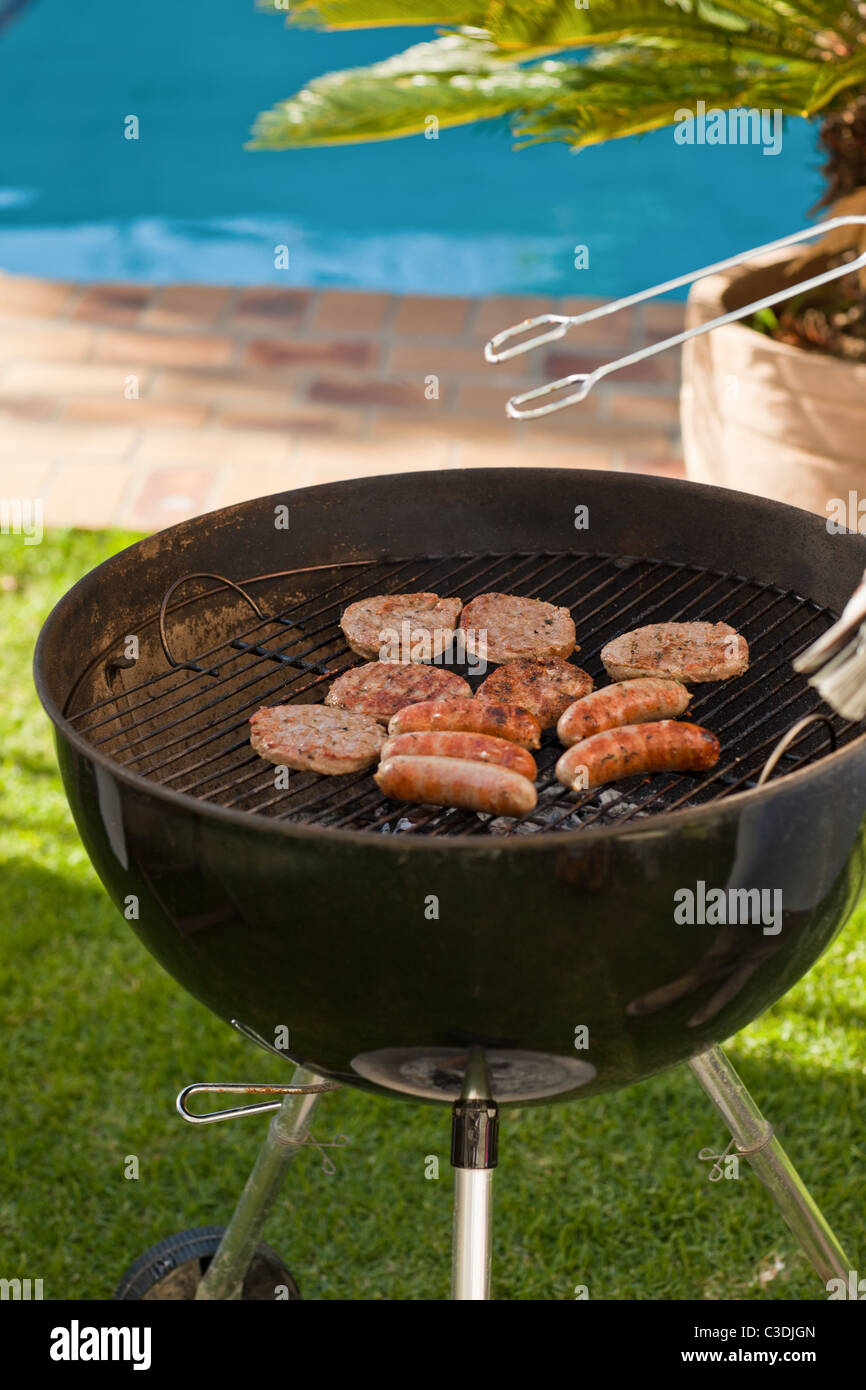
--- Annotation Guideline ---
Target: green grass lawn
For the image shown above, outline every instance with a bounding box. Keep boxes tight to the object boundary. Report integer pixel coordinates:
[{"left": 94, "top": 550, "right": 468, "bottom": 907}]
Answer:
[{"left": 1, "top": 529, "right": 864, "bottom": 1301}]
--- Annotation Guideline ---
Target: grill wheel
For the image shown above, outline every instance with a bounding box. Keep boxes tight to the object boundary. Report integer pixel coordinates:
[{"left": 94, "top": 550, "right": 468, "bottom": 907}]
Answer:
[{"left": 113, "top": 1226, "right": 301, "bottom": 1301}]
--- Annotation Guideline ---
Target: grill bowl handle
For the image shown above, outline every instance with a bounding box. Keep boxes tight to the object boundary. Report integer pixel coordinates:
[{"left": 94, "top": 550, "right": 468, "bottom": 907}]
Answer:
[{"left": 176, "top": 1081, "right": 342, "bottom": 1125}]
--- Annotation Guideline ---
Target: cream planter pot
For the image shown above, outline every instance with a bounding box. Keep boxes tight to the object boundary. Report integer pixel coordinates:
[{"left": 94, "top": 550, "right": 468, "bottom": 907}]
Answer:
[{"left": 681, "top": 250, "right": 866, "bottom": 521}]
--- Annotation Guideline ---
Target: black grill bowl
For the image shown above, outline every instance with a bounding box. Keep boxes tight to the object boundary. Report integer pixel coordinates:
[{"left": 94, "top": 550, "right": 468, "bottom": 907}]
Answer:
[{"left": 34, "top": 469, "right": 866, "bottom": 1104}]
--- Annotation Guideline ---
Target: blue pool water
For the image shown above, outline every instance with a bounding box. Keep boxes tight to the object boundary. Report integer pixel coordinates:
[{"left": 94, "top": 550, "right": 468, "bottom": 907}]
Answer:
[{"left": 0, "top": 0, "right": 826, "bottom": 297}]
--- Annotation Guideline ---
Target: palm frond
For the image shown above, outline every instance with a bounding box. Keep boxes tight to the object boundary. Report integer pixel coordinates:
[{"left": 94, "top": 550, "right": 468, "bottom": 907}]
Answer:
[
  {"left": 258, "top": 0, "right": 865, "bottom": 56},
  {"left": 514, "top": 51, "right": 824, "bottom": 146},
  {"left": 256, "top": 0, "right": 486, "bottom": 26},
  {"left": 248, "top": 35, "right": 556, "bottom": 147},
  {"left": 251, "top": 0, "right": 866, "bottom": 151},
  {"left": 808, "top": 48, "right": 866, "bottom": 106},
  {"left": 481, "top": 1, "right": 793, "bottom": 57}
]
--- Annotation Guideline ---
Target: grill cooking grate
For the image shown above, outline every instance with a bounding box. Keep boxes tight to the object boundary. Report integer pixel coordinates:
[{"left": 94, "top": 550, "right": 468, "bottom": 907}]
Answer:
[{"left": 65, "top": 550, "right": 858, "bottom": 838}]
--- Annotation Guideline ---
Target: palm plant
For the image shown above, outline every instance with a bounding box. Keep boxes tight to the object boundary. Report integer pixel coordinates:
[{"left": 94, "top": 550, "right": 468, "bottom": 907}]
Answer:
[
  {"left": 250, "top": 0, "right": 866, "bottom": 357},
  {"left": 250, "top": 1, "right": 866, "bottom": 207}
]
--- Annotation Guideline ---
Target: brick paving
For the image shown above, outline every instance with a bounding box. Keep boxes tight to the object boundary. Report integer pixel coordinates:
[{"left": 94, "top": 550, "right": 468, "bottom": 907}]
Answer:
[{"left": 0, "top": 272, "right": 685, "bottom": 531}]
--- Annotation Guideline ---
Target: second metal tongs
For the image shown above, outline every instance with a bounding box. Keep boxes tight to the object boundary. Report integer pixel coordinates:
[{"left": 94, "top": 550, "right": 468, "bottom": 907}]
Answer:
[{"left": 484, "top": 216, "right": 866, "bottom": 419}]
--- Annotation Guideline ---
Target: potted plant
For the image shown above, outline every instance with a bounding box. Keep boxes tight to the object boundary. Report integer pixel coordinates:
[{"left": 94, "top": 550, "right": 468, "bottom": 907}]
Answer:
[
  {"left": 680, "top": 187, "right": 866, "bottom": 514},
  {"left": 249, "top": 1, "right": 866, "bottom": 516}
]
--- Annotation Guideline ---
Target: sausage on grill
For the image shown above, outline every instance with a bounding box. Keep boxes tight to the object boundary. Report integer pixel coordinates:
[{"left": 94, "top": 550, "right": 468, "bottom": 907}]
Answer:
[
  {"left": 556, "top": 720, "right": 720, "bottom": 791},
  {"left": 388, "top": 697, "right": 541, "bottom": 749},
  {"left": 381, "top": 730, "right": 537, "bottom": 780},
  {"left": 375, "top": 755, "right": 537, "bottom": 817},
  {"left": 557, "top": 677, "right": 691, "bottom": 746}
]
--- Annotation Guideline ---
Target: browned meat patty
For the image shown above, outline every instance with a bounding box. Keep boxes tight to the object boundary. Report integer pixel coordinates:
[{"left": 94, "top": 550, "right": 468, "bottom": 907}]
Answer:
[
  {"left": 249, "top": 704, "right": 385, "bottom": 775},
  {"left": 476, "top": 656, "right": 593, "bottom": 729},
  {"left": 340, "top": 592, "right": 462, "bottom": 661},
  {"left": 601, "top": 622, "right": 749, "bottom": 683},
  {"left": 325, "top": 661, "right": 471, "bottom": 723},
  {"left": 459, "top": 592, "right": 576, "bottom": 663}
]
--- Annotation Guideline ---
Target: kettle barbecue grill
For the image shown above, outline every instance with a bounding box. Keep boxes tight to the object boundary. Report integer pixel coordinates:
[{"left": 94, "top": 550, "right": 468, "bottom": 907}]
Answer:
[{"left": 34, "top": 464, "right": 865, "bottom": 1300}]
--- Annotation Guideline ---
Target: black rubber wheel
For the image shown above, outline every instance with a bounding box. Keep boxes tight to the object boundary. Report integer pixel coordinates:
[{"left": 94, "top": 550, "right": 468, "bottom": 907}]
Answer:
[{"left": 114, "top": 1225, "right": 302, "bottom": 1301}]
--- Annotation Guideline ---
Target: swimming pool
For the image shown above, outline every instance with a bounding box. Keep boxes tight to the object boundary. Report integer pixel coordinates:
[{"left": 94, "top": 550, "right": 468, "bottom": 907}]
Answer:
[{"left": 0, "top": 0, "right": 825, "bottom": 298}]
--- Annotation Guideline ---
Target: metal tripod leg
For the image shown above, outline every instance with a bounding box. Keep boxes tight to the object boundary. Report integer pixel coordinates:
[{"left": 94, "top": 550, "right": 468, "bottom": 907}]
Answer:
[
  {"left": 690, "top": 1045, "right": 852, "bottom": 1286},
  {"left": 195, "top": 1066, "right": 323, "bottom": 1300},
  {"left": 450, "top": 1050, "right": 499, "bottom": 1301}
]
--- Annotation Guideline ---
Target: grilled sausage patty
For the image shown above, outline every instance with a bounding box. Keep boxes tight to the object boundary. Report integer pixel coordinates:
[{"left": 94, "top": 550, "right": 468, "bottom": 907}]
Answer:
[
  {"left": 476, "top": 656, "right": 593, "bottom": 729},
  {"left": 556, "top": 720, "right": 720, "bottom": 791},
  {"left": 557, "top": 677, "right": 691, "bottom": 746},
  {"left": 381, "top": 730, "right": 537, "bottom": 780},
  {"left": 250, "top": 704, "right": 385, "bottom": 775},
  {"left": 325, "top": 662, "right": 471, "bottom": 723},
  {"left": 340, "top": 592, "right": 462, "bottom": 662},
  {"left": 459, "top": 592, "right": 576, "bottom": 663},
  {"left": 375, "top": 755, "right": 537, "bottom": 817},
  {"left": 601, "top": 622, "right": 749, "bottom": 683},
  {"left": 387, "top": 696, "right": 542, "bottom": 749}
]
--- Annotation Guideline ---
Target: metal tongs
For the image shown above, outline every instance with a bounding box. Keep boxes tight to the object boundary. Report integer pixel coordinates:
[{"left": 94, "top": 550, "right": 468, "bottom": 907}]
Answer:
[
  {"left": 795, "top": 571, "right": 866, "bottom": 722},
  {"left": 484, "top": 216, "right": 866, "bottom": 419}
]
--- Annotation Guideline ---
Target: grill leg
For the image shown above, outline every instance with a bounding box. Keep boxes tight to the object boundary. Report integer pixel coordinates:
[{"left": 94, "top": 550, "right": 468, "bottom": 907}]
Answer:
[
  {"left": 690, "top": 1045, "right": 852, "bottom": 1286},
  {"left": 195, "top": 1065, "right": 323, "bottom": 1301},
  {"left": 450, "top": 1050, "right": 498, "bottom": 1301}
]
